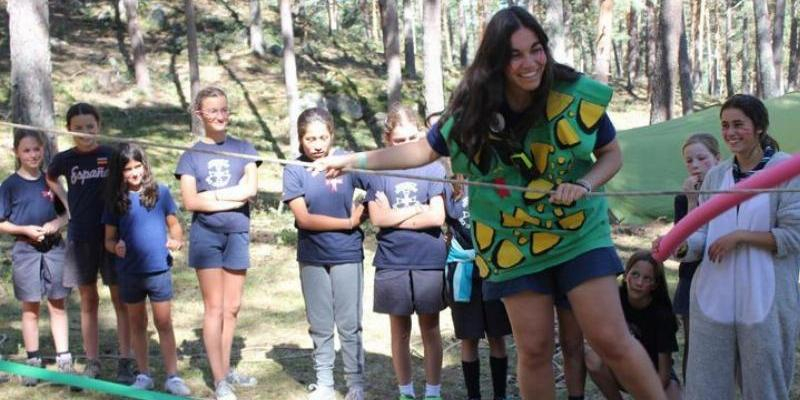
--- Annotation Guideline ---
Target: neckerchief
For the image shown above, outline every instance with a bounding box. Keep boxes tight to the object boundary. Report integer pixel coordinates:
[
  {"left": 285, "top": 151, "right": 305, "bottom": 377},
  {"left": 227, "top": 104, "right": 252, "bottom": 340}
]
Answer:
[{"left": 733, "top": 146, "right": 775, "bottom": 183}]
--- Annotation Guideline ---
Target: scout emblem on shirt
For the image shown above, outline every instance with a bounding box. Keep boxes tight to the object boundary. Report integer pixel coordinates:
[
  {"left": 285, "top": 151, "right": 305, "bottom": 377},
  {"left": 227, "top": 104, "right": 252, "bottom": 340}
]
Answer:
[
  {"left": 41, "top": 189, "right": 54, "bottom": 202},
  {"left": 325, "top": 177, "right": 343, "bottom": 192},
  {"left": 206, "top": 159, "right": 232, "bottom": 188},
  {"left": 394, "top": 182, "right": 419, "bottom": 209}
]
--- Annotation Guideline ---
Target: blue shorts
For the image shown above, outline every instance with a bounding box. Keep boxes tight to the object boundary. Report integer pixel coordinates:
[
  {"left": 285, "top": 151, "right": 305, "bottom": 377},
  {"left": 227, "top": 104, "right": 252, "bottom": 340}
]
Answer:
[
  {"left": 373, "top": 269, "right": 446, "bottom": 316},
  {"left": 483, "top": 246, "right": 623, "bottom": 305},
  {"left": 119, "top": 269, "right": 173, "bottom": 304},
  {"left": 188, "top": 223, "right": 250, "bottom": 270}
]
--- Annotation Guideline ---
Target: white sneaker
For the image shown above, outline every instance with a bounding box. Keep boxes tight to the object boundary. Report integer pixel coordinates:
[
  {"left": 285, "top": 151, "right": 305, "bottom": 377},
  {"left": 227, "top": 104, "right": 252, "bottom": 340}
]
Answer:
[
  {"left": 308, "top": 383, "right": 336, "bottom": 400},
  {"left": 345, "top": 385, "right": 365, "bottom": 400},
  {"left": 131, "top": 373, "right": 154, "bottom": 390},
  {"left": 215, "top": 380, "right": 237, "bottom": 400},
  {"left": 164, "top": 375, "right": 191, "bottom": 396}
]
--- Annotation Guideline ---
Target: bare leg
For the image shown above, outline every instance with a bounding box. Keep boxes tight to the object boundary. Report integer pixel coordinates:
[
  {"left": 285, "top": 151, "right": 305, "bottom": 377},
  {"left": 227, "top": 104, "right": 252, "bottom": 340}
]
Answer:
[
  {"left": 557, "top": 307, "right": 586, "bottom": 398},
  {"left": 151, "top": 301, "right": 178, "bottom": 376},
  {"left": 127, "top": 301, "right": 149, "bottom": 374},
  {"left": 486, "top": 336, "right": 507, "bottom": 358},
  {"left": 21, "top": 302, "right": 40, "bottom": 353},
  {"left": 584, "top": 346, "right": 624, "bottom": 400},
  {"left": 568, "top": 276, "right": 666, "bottom": 400},
  {"left": 390, "top": 315, "right": 413, "bottom": 385},
  {"left": 109, "top": 285, "right": 132, "bottom": 358},
  {"left": 418, "top": 313, "right": 443, "bottom": 385},
  {"left": 220, "top": 269, "right": 246, "bottom": 376},
  {"left": 196, "top": 268, "right": 226, "bottom": 384},
  {"left": 78, "top": 284, "right": 100, "bottom": 360},
  {"left": 502, "top": 291, "right": 556, "bottom": 400},
  {"left": 47, "top": 298, "right": 69, "bottom": 353},
  {"left": 460, "top": 338, "right": 479, "bottom": 362}
]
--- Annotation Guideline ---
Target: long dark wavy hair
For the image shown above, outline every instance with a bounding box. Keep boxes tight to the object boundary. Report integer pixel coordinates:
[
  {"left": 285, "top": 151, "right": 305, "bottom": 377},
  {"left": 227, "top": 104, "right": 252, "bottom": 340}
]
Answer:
[
  {"left": 720, "top": 94, "right": 780, "bottom": 151},
  {"left": 106, "top": 143, "right": 158, "bottom": 215},
  {"left": 622, "top": 251, "right": 676, "bottom": 318},
  {"left": 439, "top": 6, "right": 579, "bottom": 164}
]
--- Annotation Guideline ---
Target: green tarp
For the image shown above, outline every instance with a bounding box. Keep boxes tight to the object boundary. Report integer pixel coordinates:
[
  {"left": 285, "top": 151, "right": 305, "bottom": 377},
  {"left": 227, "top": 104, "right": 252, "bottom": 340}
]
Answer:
[{"left": 608, "top": 92, "right": 800, "bottom": 224}]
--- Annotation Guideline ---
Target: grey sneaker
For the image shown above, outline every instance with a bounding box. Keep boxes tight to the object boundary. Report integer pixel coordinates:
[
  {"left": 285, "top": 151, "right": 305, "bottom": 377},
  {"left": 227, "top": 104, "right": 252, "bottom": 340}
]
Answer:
[
  {"left": 22, "top": 357, "right": 41, "bottom": 386},
  {"left": 117, "top": 357, "right": 137, "bottom": 384},
  {"left": 215, "top": 380, "right": 237, "bottom": 400},
  {"left": 225, "top": 369, "right": 257, "bottom": 387},
  {"left": 308, "top": 383, "right": 336, "bottom": 400},
  {"left": 164, "top": 375, "right": 191, "bottom": 396},
  {"left": 83, "top": 358, "right": 102, "bottom": 379},
  {"left": 345, "top": 385, "right": 365, "bottom": 400},
  {"left": 131, "top": 373, "right": 154, "bottom": 390}
]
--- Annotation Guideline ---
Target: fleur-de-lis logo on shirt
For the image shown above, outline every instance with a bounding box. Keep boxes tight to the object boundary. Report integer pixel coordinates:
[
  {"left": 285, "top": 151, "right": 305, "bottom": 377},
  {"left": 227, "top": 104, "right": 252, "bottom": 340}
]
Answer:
[{"left": 325, "top": 177, "right": 343, "bottom": 192}]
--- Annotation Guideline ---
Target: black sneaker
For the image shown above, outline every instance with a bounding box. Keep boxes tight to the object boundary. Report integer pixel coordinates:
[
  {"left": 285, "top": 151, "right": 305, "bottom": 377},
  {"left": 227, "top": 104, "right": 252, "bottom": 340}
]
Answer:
[{"left": 116, "top": 358, "right": 136, "bottom": 385}]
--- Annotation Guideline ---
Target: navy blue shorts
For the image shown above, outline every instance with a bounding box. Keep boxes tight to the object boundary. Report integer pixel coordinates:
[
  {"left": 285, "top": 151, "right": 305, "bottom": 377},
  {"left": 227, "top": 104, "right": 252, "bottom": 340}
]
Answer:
[
  {"left": 446, "top": 263, "right": 512, "bottom": 339},
  {"left": 373, "top": 269, "right": 446, "bottom": 316},
  {"left": 483, "top": 246, "right": 623, "bottom": 304},
  {"left": 188, "top": 223, "right": 250, "bottom": 270},
  {"left": 119, "top": 269, "right": 173, "bottom": 304},
  {"left": 672, "top": 260, "right": 699, "bottom": 316}
]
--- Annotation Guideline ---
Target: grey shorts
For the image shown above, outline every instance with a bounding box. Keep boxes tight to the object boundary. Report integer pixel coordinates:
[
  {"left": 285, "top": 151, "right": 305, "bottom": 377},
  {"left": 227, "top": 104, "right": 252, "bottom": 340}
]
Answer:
[
  {"left": 63, "top": 239, "right": 118, "bottom": 288},
  {"left": 11, "top": 240, "right": 71, "bottom": 302},
  {"left": 373, "top": 269, "right": 446, "bottom": 316}
]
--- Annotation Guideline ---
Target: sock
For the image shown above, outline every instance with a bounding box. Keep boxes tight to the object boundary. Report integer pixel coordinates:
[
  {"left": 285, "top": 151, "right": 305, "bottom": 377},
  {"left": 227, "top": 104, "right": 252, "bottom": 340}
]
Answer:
[
  {"left": 568, "top": 396, "right": 585, "bottom": 400},
  {"left": 399, "top": 382, "right": 415, "bottom": 397},
  {"left": 462, "top": 359, "right": 481, "bottom": 399},
  {"left": 424, "top": 383, "right": 441, "bottom": 397},
  {"left": 26, "top": 350, "right": 41, "bottom": 360},
  {"left": 56, "top": 351, "right": 71, "bottom": 358},
  {"left": 490, "top": 356, "right": 508, "bottom": 399}
]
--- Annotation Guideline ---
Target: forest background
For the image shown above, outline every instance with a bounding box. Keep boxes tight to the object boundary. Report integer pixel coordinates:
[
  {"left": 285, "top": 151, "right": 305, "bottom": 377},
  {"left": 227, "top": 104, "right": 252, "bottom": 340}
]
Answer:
[{"left": 1, "top": 0, "right": 800, "bottom": 399}]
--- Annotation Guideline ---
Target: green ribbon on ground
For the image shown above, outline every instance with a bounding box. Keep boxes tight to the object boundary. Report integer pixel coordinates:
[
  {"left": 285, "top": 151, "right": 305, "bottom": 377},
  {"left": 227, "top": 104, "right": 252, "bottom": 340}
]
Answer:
[{"left": 0, "top": 360, "right": 187, "bottom": 399}]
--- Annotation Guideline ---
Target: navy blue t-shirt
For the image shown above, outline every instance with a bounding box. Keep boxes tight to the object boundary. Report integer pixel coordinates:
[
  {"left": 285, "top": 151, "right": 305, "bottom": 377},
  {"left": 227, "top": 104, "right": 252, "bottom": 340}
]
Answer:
[
  {"left": 368, "top": 162, "right": 447, "bottom": 270},
  {"left": 47, "top": 145, "right": 113, "bottom": 241},
  {"left": 102, "top": 184, "right": 178, "bottom": 274},
  {"left": 443, "top": 184, "right": 472, "bottom": 250},
  {"left": 174, "top": 136, "right": 260, "bottom": 233},
  {"left": 0, "top": 173, "right": 65, "bottom": 227},
  {"left": 426, "top": 112, "right": 616, "bottom": 157},
  {"left": 282, "top": 151, "right": 369, "bottom": 264}
]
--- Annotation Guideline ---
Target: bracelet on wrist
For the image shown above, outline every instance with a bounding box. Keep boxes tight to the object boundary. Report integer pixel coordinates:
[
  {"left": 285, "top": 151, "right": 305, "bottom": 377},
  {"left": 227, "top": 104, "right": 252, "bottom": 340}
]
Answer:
[
  {"left": 575, "top": 179, "right": 593, "bottom": 192},
  {"left": 355, "top": 153, "right": 368, "bottom": 169}
]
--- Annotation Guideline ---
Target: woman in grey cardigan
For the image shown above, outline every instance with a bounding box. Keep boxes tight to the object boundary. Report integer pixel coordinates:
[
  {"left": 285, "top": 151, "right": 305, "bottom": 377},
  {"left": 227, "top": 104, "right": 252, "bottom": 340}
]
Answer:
[{"left": 672, "top": 94, "right": 800, "bottom": 399}]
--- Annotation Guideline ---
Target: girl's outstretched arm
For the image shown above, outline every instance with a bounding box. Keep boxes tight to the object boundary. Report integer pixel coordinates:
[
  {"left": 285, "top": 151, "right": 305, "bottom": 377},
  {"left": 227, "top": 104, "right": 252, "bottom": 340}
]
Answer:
[
  {"left": 179, "top": 175, "right": 246, "bottom": 212},
  {"left": 198, "top": 162, "right": 258, "bottom": 202},
  {"left": 316, "top": 139, "right": 440, "bottom": 178}
]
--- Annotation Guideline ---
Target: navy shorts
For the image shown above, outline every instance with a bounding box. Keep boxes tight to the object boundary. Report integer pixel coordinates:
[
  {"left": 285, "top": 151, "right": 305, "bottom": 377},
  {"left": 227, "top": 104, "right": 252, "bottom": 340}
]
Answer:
[
  {"left": 63, "top": 239, "right": 118, "bottom": 288},
  {"left": 11, "top": 240, "right": 71, "bottom": 302},
  {"left": 672, "top": 260, "right": 699, "bottom": 316},
  {"left": 373, "top": 269, "right": 446, "bottom": 316},
  {"left": 446, "top": 263, "right": 512, "bottom": 339},
  {"left": 119, "top": 269, "right": 173, "bottom": 304},
  {"left": 188, "top": 223, "right": 250, "bottom": 270},
  {"left": 483, "top": 247, "right": 623, "bottom": 303}
]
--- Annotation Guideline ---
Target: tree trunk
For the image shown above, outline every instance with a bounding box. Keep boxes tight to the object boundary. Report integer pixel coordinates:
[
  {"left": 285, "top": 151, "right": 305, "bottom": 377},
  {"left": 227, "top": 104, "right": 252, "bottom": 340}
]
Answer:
[
  {"left": 789, "top": 0, "right": 799, "bottom": 90},
  {"left": 249, "top": 0, "right": 264, "bottom": 56},
  {"left": 594, "top": 0, "right": 613, "bottom": 83},
  {"left": 753, "top": 0, "right": 780, "bottom": 98},
  {"left": 185, "top": 0, "right": 201, "bottom": 135},
  {"left": 423, "top": 0, "right": 445, "bottom": 114},
  {"left": 742, "top": 8, "right": 751, "bottom": 93},
  {"left": 327, "top": 0, "right": 338, "bottom": 35},
  {"left": 645, "top": 0, "right": 657, "bottom": 81},
  {"left": 380, "top": 0, "right": 403, "bottom": 106},
  {"left": 563, "top": 0, "right": 574, "bottom": 65},
  {"left": 625, "top": 6, "right": 640, "bottom": 90},
  {"left": 545, "top": 0, "right": 567, "bottom": 63},
  {"left": 442, "top": 0, "right": 453, "bottom": 67},
  {"left": 714, "top": 0, "right": 724, "bottom": 96},
  {"left": 691, "top": 0, "right": 704, "bottom": 89},
  {"left": 403, "top": 0, "right": 417, "bottom": 77},
  {"left": 678, "top": 12, "right": 694, "bottom": 115},
  {"left": 773, "top": 0, "right": 787, "bottom": 94},
  {"left": 281, "top": 0, "right": 300, "bottom": 157},
  {"left": 650, "top": 0, "right": 681, "bottom": 123},
  {"left": 724, "top": 0, "right": 735, "bottom": 97},
  {"left": 8, "top": 0, "right": 56, "bottom": 163},
  {"left": 459, "top": 0, "right": 468, "bottom": 67},
  {"left": 477, "top": 0, "right": 488, "bottom": 45},
  {"left": 373, "top": 0, "right": 383, "bottom": 46},
  {"left": 123, "top": 0, "right": 152, "bottom": 95}
]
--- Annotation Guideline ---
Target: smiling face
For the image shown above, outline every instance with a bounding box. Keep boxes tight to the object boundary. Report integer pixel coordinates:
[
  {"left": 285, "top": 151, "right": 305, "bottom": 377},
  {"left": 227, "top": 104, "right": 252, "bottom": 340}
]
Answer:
[
  {"left": 504, "top": 27, "right": 547, "bottom": 108},
  {"left": 683, "top": 142, "right": 719, "bottom": 180},
  {"left": 300, "top": 121, "right": 333, "bottom": 160},
  {"left": 625, "top": 260, "right": 657, "bottom": 303},
  {"left": 16, "top": 136, "right": 44, "bottom": 172},
  {"left": 122, "top": 159, "right": 145, "bottom": 191},
  {"left": 721, "top": 107, "right": 761, "bottom": 157},
  {"left": 68, "top": 114, "right": 100, "bottom": 151},
  {"left": 197, "top": 95, "right": 230, "bottom": 137}
]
